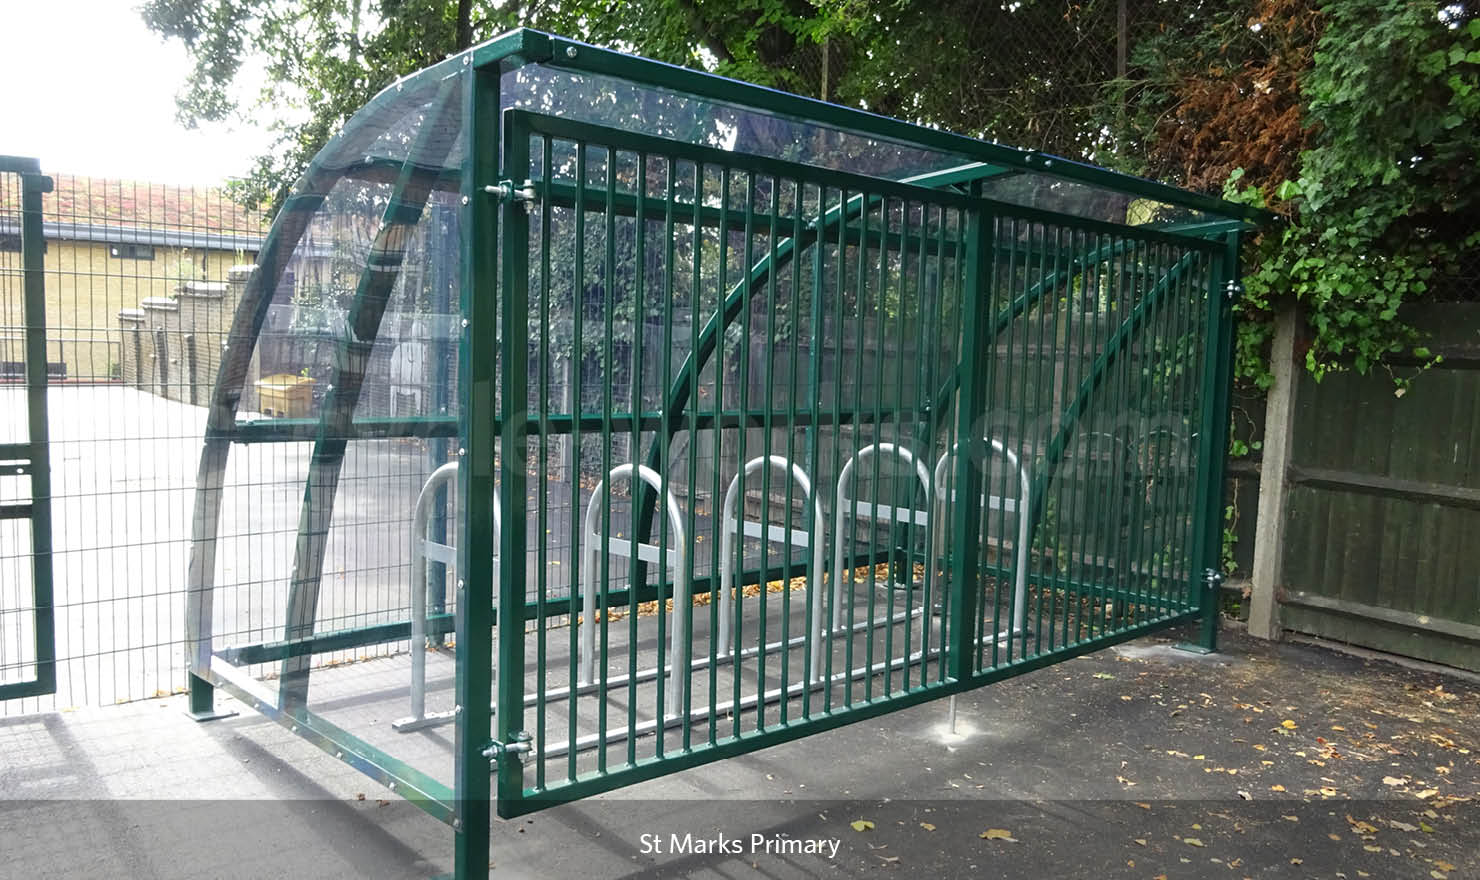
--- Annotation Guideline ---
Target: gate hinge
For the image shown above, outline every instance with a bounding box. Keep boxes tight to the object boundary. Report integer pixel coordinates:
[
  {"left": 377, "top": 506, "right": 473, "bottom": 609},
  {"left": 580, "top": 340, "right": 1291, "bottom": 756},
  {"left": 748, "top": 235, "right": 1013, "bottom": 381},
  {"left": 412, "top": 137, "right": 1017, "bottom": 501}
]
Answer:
[
  {"left": 482, "top": 730, "right": 533, "bottom": 763},
  {"left": 1203, "top": 568, "right": 1225, "bottom": 590},
  {"left": 1224, "top": 280, "right": 1244, "bottom": 301},
  {"left": 484, "top": 179, "right": 537, "bottom": 210}
]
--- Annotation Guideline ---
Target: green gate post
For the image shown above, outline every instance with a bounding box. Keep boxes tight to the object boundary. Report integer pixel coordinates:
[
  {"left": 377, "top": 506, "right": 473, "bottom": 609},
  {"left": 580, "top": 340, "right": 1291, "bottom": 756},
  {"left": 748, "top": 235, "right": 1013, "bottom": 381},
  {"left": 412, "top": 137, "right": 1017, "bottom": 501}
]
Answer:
[
  {"left": 946, "top": 204, "right": 995, "bottom": 680},
  {"left": 493, "top": 107, "right": 531, "bottom": 808},
  {"left": 454, "top": 65, "right": 501, "bottom": 880},
  {"left": 20, "top": 165, "right": 56, "bottom": 698},
  {"left": 1179, "top": 231, "right": 1240, "bottom": 654}
]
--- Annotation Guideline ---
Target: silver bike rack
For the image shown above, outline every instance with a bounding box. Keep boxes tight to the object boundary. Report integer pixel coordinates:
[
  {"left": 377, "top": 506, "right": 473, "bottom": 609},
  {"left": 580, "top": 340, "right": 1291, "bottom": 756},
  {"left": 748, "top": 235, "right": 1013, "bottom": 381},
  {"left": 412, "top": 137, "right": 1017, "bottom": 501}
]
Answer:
[
  {"left": 718, "top": 455, "right": 832, "bottom": 685},
  {"left": 932, "top": 439, "right": 1031, "bottom": 638},
  {"left": 832, "top": 442, "right": 934, "bottom": 629},
  {"left": 578, "top": 463, "right": 691, "bottom": 715},
  {"left": 392, "top": 461, "right": 499, "bottom": 732}
]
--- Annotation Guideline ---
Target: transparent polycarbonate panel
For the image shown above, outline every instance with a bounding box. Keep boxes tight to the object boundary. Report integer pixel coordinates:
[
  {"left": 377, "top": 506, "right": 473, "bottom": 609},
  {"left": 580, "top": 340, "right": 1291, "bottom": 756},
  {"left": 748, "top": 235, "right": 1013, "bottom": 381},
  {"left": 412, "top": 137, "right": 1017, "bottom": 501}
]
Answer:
[
  {"left": 978, "top": 171, "right": 1215, "bottom": 226},
  {"left": 504, "top": 64, "right": 974, "bottom": 180}
]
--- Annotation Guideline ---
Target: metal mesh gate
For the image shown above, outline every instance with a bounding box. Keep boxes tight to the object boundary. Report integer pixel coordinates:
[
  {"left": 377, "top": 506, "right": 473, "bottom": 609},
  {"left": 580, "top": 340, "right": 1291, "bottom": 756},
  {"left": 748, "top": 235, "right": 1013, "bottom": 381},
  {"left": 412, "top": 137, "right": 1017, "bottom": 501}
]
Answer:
[{"left": 487, "top": 109, "right": 1228, "bottom": 812}]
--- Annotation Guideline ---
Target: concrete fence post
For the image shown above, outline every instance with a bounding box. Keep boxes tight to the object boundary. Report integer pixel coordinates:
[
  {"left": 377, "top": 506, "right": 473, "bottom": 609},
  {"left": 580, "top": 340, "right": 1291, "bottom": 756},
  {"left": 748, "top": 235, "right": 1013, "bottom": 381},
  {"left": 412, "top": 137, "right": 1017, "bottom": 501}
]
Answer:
[{"left": 1248, "top": 299, "right": 1299, "bottom": 640}]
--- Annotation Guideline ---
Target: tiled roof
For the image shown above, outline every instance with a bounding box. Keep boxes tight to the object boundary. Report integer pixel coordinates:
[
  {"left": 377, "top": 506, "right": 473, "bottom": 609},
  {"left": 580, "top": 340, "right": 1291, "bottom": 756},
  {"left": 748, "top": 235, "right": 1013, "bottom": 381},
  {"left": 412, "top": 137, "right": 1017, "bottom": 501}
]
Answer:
[{"left": 1, "top": 172, "right": 267, "bottom": 235}]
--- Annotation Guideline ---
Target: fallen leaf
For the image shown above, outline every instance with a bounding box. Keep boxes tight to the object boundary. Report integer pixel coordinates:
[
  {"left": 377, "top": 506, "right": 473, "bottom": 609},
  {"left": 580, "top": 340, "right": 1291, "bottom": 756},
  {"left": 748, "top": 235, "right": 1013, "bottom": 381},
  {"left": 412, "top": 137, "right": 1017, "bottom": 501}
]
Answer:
[
  {"left": 851, "top": 820, "right": 875, "bottom": 832},
  {"left": 1282, "top": 719, "right": 1297, "bottom": 729},
  {"left": 1435, "top": 860, "right": 1456, "bottom": 871},
  {"left": 1420, "top": 821, "right": 1435, "bottom": 833},
  {"left": 1383, "top": 776, "right": 1407, "bottom": 786},
  {"left": 1093, "top": 672, "right": 1115, "bottom": 679},
  {"left": 1291, "top": 857, "right": 1304, "bottom": 865},
  {"left": 1389, "top": 820, "right": 1417, "bottom": 832},
  {"left": 1431, "top": 872, "right": 1448, "bottom": 880},
  {"left": 1270, "top": 784, "right": 1286, "bottom": 792},
  {"left": 919, "top": 822, "right": 935, "bottom": 832},
  {"left": 1184, "top": 838, "right": 1204, "bottom": 847},
  {"left": 1133, "top": 838, "right": 1147, "bottom": 846},
  {"left": 980, "top": 829, "right": 1017, "bottom": 842},
  {"left": 1363, "top": 845, "right": 1382, "bottom": 853},
  {"left": 1415, "top": 789, "right": 1439, "bottom": 800}
]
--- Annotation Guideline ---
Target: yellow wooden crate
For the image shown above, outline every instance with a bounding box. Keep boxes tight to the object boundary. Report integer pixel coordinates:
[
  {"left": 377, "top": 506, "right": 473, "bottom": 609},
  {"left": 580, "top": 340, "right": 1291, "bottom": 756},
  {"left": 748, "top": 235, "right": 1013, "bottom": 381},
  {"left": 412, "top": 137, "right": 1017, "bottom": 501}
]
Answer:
[{"left": 255, "top": 373, "right": 316, "bottom": 418}]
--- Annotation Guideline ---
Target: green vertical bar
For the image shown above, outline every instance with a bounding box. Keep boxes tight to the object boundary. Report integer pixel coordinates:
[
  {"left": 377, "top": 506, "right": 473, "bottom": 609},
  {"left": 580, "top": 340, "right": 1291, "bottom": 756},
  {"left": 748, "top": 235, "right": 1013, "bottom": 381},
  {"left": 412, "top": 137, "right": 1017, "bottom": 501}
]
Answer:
[
  {"left": 825, "top": 187, "right": 847, "bottom": 707},
  {"left": 628, "top": 151, "right": 648, "bottom": 765},
  {"left": 708, "top": 166, "right": 728, "bottom": 742},
  {"left": 802, "top": 184, "right": 827, "bottom": 713},
  {"left": 535, "top": 135, "right": 553, "bottom": 792},
  {"left": 495, "top": 106, "right": 530, "bottom": 803},
  {"left": 686, "top": 161, "right": 702, "bottom": 745},
  {"left": 947, "top": 205, "right": 993, "bottom": 682},
  {"left": 568, "top": 140, "right": 586, "bottom": 782},
  {"left": 732, "top": 171, "right": 753, "bottom": 736},
  {"left": 598, "top": 146, "right": 616, "bottom": 772},
  {"left": 455, "top": 67, "right": 498, "bottom": 877},
  {"left": 21, "top": 169, "right": 56, "bottom": 697},
  {"left": 756, "top": 173, "right": 777, "bottom": 728},
  {"left": 656, "top": 156, "right": 674, "bottom": 748},
  {"left": 780, "top": 178, "right": 803, "bottom": 723},
  {"left": 1188, "top": 233, "right": 1238, "bottom": 651}
]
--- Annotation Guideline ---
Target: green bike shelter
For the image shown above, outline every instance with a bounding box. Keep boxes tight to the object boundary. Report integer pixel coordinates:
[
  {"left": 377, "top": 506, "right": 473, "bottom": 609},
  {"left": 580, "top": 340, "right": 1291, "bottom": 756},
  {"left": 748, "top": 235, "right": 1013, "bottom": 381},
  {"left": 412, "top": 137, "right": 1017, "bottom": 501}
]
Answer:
[{"left": 184, "top": 28, "right": 1260, "bottom": 877}]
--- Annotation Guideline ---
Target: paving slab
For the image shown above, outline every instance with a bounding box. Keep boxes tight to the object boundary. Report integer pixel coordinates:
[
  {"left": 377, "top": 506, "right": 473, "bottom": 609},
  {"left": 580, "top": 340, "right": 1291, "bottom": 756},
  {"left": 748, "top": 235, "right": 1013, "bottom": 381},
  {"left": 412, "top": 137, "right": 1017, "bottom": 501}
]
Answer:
[{"left": 2, "top": 626, "right": 1477, "bottom": 879}]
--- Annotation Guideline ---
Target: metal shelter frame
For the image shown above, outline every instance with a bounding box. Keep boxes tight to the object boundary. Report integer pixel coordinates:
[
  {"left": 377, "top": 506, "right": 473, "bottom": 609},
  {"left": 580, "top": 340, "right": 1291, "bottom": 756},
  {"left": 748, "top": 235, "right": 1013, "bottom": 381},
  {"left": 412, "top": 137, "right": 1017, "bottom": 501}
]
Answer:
[{"left": 180, "top": 28, "right": 1259, "bottom": 879}]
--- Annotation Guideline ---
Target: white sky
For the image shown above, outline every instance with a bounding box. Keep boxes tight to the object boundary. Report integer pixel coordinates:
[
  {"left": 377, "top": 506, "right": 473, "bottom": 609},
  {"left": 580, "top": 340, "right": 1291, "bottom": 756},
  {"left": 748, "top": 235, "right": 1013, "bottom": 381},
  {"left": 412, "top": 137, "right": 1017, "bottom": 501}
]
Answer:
[{"left": 1, "top": 0, "right": 276, "bottom": 186}]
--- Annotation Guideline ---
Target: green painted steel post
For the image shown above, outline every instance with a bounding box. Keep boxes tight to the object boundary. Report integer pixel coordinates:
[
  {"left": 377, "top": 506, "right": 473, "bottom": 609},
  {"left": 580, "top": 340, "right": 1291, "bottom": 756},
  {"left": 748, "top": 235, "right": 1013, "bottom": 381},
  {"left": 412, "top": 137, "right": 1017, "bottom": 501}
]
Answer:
[
  {"left": 21, "top": 168, "right": 56, "bottom": 698},
  {"left": 494, "top": 108, "right": 532, "bottom": 811},
  {"left": 455, "top": 65, "right": 500, "bottom": 879},
  {"left": 946, "top": 203, "right": 994, "bottom": 681},
  {"left": 1180, "top": 232, "right": 1239, "bottom": 654}
]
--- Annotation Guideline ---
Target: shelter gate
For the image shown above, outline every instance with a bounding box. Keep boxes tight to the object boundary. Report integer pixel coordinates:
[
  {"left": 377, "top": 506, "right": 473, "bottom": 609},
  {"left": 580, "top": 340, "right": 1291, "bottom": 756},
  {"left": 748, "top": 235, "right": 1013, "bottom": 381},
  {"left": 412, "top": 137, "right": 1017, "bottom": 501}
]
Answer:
[{"left": 181, "top": 29, "right": 1254, "bottom": 878}]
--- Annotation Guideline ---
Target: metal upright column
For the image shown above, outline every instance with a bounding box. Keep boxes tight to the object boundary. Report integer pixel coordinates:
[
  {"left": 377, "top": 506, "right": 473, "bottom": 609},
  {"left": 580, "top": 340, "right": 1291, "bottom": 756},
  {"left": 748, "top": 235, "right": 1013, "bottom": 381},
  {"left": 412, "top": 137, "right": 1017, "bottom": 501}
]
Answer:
[
  {"left": 1180, "top": 231, "right": 1240, "bottom": 654},
  {"left": 0, "top": 160, "right": 57, "bottom": 702},
  {"left": 946, "top": 203, "right": 995, "bottom": 681},
  {"left": 454, "top": 64, "right": 500, "bottom": 880}
]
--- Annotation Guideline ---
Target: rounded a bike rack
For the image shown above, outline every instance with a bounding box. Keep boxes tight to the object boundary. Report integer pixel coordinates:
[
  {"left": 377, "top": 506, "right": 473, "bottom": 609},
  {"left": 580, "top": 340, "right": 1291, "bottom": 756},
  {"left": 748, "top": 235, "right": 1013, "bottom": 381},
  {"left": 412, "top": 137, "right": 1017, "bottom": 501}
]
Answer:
[
  {"left": 578, "top": 463, "right": 690, "bottom": 715},
  {"left": 832, "top": 442, "right": 934, "bottom": 630},
  {"left": 932, "top": 439, "right": 1031, "bottom": 639},
  {"left": 718, "top": 455, "right": 830, "bottom": 685},
  {"left": 393, "top": 461, "right": 499, "bottom": 732}
]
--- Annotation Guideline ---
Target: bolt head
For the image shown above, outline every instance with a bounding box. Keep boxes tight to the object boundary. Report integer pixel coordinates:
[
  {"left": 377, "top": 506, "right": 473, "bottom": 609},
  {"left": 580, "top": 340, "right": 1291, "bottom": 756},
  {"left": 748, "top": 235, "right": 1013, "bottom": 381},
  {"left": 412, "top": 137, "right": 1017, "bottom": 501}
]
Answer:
[
  {"left": 566, "top": 45, "right": 578, "bottom": 58},
  {"left": 461, "top": 195, "right": 470, "bottom": 205}
]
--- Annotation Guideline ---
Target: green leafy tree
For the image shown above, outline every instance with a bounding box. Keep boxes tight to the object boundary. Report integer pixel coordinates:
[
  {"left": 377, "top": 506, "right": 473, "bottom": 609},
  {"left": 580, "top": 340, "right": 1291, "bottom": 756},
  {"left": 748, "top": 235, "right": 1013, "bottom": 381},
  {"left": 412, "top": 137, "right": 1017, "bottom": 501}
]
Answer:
[{"left": 1226, "top": 2, "right": 1480, "bottom": 385}]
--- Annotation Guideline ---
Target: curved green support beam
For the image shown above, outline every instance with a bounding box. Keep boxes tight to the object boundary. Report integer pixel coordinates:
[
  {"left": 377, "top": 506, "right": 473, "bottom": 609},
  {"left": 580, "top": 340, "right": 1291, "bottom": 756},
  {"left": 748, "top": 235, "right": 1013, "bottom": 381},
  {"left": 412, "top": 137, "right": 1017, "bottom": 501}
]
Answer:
[
  {"left": 921, "top": 233, "right": 1158, "bottom": 441},
  {"left": 627, "top": 163, "right": 994, "bottom": 587},
  {"left": 1018, "top": 247, "right": 1207, "bottom": 603},
  {"left": 277, "top": 77, "right": 463, "bottom": 709},
  {"left": 183, "top": 74, "right": 464, "bottom": 685}
]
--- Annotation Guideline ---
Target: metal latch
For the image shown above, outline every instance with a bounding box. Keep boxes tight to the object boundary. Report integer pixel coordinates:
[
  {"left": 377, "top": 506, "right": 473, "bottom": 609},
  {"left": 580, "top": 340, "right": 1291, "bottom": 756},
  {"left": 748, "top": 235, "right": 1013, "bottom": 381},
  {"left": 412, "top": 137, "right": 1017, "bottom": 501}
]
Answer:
[
  {"left": 1203, "top": 568, "right": 1225, "bottom": 591},
  {"left": 1224, "top": 280, "right": 1244, "bottom": 301},
  {"left": 484, "top": 179, "right": 537, "bottom": 204},
  {"left": 482, "top": 730, "right": 533, "bottom": 763}
]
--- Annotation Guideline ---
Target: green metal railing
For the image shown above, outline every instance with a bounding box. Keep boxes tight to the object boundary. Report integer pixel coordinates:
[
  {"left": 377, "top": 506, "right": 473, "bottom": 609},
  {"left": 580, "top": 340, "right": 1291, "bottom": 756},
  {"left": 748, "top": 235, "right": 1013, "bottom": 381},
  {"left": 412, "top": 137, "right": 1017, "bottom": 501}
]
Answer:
[
  {"left": 475, "top": 108, "right": 1226, "bottom": 819},
  {"left": 0, "top": 157, "right": 56, "bottom": 703}
]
